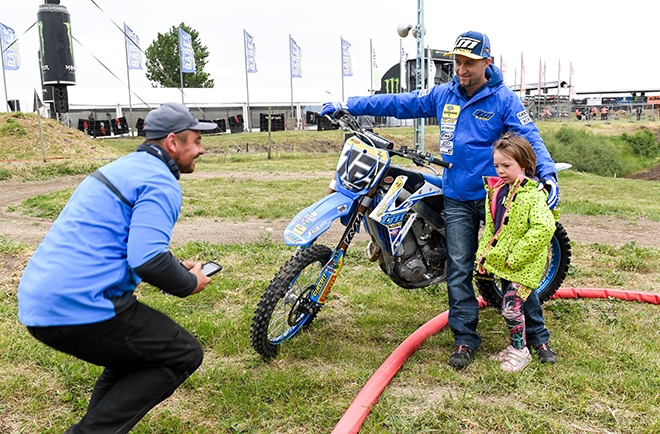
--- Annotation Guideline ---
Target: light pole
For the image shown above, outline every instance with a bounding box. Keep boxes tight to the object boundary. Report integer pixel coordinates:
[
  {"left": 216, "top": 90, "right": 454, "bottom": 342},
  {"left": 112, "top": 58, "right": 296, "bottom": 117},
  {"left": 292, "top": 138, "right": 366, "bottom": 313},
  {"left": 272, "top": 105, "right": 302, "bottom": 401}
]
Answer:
[{"left": 397, "top": 0, "right": 425, "bottom": 151}]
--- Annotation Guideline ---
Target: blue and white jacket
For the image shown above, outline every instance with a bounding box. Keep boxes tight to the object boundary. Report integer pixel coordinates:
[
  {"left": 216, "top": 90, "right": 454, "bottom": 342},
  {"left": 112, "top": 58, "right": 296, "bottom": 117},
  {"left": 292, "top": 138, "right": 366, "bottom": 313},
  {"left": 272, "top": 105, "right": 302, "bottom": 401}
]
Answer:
[
  {"left": 17, "top": 148, "right": 195, "bottom": 327},
  {"left": 346, "top": 64, "right": 556, "bottom": 202}
]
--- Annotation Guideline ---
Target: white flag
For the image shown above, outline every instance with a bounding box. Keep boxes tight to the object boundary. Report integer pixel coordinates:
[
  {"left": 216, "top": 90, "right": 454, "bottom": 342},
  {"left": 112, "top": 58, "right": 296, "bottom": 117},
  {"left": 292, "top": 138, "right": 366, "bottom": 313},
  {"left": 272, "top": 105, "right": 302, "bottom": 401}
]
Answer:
[
  {"left": 125, "top": 24, "right": 142, "bottom": 70},
  {"left": 428, "top": 58, "right": 436, "bottom": 88},
  {"left": 342, "top": 38, "right": 352, "bottom": 77},
  {"left": 0, "top": 22, "right": 20, "bottom": 71},
  {"left": 400, "top": 46, "right": 408, "bottom": 91},
  {"left": 372, "top": 47, "right": 381, "bottom": 91},
  {"left": 245, "top": 30, "right": 257, "bottom": 73},
  {"left": 291, "top": 37, "right": 302, "bottom": 78},
  {"left": 178, "top": 28, "right": 196, "bottom": 73}
]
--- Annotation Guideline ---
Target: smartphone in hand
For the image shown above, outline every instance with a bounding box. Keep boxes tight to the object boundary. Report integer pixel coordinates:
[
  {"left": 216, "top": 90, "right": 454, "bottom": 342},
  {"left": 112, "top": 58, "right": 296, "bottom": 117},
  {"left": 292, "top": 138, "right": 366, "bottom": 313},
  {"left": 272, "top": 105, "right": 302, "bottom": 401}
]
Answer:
[{"left": 201, "top": 261, "right": 223, "bottom": 277}]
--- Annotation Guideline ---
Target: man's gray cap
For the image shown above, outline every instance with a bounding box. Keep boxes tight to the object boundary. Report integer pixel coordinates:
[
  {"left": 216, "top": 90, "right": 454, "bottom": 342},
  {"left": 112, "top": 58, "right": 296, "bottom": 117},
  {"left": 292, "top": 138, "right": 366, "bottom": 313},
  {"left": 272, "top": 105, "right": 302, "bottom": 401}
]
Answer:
[{"left": 143, "top": 102, "right": 217, "bottom": 139}]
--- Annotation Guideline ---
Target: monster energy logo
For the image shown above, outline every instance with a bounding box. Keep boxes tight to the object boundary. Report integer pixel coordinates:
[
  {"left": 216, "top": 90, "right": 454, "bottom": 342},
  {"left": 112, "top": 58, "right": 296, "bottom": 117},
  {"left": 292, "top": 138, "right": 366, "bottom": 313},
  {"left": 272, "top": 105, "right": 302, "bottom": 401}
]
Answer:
[
  {"left": 38, "top": 21, "right": 44, "bottom": 54},
  {"left": 384, "top": 77, "right": 400, "bottom": 94},
  {"left": 64, "top": 22, "right": 73, "bottom": 57}
]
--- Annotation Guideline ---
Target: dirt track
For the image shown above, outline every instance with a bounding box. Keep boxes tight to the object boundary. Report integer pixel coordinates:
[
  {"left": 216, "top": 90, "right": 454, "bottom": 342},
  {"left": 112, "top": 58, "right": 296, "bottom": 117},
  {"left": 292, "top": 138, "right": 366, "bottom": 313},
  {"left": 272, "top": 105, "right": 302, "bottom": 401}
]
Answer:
[{"left": 1, "top": 171, "right": 660, "bottom": 248}]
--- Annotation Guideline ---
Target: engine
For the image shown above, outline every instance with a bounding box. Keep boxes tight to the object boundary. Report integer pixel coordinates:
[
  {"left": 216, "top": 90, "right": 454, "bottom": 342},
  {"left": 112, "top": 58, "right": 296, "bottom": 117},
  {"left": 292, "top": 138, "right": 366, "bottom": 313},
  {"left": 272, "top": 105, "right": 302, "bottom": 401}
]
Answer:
[{"left": 378, "top": 217, "right": 447, "bottom": 289}]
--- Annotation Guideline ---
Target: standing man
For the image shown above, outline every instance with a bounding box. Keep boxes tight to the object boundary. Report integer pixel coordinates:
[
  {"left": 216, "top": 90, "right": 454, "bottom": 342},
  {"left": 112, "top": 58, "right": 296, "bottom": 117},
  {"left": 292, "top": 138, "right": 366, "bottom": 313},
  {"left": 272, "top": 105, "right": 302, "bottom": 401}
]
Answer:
[
  {"left": 320, "top": 31, "right": 559, "bottom": 369},
  {"left": 18, "top": 102, "right": 218, "bottom": 433}
]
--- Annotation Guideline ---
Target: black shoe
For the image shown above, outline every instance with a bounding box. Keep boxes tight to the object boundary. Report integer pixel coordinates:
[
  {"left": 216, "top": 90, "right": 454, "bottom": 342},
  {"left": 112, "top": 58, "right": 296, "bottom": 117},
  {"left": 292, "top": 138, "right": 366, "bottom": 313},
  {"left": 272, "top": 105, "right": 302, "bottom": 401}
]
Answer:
[
  {"left": 531, "top": 342, "right": 557, "bottom": 364},
  {"left": 449, "top": 345, "right": 475, "bottom": 369}
]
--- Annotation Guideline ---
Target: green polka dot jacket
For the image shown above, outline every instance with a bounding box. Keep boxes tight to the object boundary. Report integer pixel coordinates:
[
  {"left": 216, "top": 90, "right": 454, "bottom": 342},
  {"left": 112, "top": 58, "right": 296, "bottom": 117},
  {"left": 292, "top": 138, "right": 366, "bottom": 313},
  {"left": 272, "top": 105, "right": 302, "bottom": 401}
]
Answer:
[{"left": 476, "top": 175, "right": 559, "bottom": 292}]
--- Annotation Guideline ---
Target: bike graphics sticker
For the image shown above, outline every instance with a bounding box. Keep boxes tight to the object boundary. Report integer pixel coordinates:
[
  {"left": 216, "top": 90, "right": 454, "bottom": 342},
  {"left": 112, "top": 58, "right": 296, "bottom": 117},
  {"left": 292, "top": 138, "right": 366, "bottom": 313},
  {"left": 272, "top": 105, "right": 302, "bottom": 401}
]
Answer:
[
  {"left": 372, "top": 176, "right": 406, "bottom": 219},
  {"left": 517, "top": 110, "right": 532, "bottom": 125},
  {"left": 336, "top": 137, "right": 389, "bottom": 191},
  {"left": 442, "top": 104, "right": 461, "bottom": 119},
  {"left": 293, "top": 223, "right": 307, "bottom": 235}
]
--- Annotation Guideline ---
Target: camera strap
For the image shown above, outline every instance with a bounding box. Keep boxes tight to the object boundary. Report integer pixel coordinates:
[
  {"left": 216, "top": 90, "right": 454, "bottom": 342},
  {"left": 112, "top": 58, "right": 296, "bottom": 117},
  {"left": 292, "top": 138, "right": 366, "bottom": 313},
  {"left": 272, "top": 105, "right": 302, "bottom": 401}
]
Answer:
[{"left": 89, "top": 170, "right": 134, "bottom": 209}]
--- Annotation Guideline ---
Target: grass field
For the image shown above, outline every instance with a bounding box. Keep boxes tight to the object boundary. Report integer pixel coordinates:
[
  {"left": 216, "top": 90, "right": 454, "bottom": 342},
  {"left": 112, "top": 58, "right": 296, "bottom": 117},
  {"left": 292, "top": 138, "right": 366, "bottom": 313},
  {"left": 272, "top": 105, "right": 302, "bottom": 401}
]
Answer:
[{"left": 1, "top": 122, "right": 660, "bottom": 433}]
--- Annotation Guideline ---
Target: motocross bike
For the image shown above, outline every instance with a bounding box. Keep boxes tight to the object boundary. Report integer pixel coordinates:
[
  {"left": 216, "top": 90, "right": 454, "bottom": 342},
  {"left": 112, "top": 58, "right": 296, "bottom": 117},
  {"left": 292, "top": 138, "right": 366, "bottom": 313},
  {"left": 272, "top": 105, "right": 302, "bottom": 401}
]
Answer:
[{"left": 250, "top": 111, "right": 571, "bottom": 358}]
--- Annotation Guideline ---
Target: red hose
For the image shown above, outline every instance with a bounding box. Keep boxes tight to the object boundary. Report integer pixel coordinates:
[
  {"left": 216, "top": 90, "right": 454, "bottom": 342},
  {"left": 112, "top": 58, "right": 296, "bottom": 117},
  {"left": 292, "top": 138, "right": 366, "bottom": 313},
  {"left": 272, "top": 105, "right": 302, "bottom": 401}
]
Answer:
[{"left": 332, "top": 289, "right": 659, "bottom": 434}]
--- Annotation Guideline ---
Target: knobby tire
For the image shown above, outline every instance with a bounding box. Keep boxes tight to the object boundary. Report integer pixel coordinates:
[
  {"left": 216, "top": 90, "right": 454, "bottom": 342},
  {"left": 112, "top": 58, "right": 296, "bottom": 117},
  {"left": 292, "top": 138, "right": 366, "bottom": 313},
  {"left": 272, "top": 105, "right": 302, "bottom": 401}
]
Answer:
[{"left": 250, "top": 244, "right": 332, "bottom": 358}]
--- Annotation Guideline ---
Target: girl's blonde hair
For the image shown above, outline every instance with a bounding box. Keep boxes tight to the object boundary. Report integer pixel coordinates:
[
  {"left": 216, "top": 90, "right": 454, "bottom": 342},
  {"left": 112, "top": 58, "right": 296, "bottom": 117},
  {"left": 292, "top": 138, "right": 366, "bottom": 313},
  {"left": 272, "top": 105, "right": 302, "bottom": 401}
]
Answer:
[{"left": 492, "top": 132, "right": 537, "bottom": 177}]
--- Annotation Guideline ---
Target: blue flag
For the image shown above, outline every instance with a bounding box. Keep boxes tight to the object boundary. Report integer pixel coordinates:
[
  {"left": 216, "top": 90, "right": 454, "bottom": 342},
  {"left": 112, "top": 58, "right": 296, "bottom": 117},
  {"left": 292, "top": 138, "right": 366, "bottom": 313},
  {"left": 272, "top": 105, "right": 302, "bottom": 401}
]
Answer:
[
  {"left": 178, "top": 28, "right": 196, "bottom": 73},
  {"left": 342, "top": 38, "right": 352, "bottom": 77},
  {"left": 245, "top": 31, "right": 257, "bottom": 73},
  {"left": 1, "top": 23, "right": 20, "bottom": 71},
  {"left": 290, "top": 38, "right": 302, "bottom": 78},
  {"left": 125, "top": 24, "right": 142, "bottom": 70}
]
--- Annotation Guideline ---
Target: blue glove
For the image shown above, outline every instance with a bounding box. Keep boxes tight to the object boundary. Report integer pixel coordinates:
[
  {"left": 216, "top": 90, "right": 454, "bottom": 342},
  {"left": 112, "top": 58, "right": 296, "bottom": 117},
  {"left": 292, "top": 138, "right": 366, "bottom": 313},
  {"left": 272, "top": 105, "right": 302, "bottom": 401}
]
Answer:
[
  {"left": 320, "top": 101, "right": 348, "bottom": 118},
  {"left": 539, "top": 175, "right": 559, "bottom": 209}
]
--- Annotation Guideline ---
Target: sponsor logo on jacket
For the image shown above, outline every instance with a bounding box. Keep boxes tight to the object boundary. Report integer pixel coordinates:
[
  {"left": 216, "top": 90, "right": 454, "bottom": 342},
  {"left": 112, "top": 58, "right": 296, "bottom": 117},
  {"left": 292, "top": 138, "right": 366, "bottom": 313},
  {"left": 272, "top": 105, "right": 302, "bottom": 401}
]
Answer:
[
  {"left": 517, "top": 110, "right": 532, "bottom": 125},
  {"left": 473, "top": 109, "right": 494, "bottom": 121},
  {"left": 442, "top": 104, "right": 461, "bottom": 119}
]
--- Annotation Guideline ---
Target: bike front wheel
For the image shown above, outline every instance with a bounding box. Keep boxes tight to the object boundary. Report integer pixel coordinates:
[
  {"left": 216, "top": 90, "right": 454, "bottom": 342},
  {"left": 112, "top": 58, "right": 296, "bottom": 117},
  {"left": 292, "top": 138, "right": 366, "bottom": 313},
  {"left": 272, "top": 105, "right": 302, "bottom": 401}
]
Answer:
[
  {"left": 475, "top": 221, "right": 571, "bottom": 309},
  {"left": 250, "top": 244, "right": 332, "bottom": 358}
]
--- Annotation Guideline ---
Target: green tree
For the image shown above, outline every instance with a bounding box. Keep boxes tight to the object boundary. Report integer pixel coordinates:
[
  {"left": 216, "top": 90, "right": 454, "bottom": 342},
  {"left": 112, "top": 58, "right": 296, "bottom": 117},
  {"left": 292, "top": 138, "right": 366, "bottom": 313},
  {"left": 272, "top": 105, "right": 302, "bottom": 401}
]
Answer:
[{"left": 145, "top": 23, "right": 214, "bottom": 88}]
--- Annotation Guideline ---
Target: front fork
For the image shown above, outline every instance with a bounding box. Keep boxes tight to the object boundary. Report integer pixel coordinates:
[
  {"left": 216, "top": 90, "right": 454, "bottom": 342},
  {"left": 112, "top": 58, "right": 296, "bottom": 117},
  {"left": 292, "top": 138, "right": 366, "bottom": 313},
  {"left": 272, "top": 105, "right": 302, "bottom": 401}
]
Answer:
[{"left": 307, "top": 185, "right": 378, "bottom": 308}]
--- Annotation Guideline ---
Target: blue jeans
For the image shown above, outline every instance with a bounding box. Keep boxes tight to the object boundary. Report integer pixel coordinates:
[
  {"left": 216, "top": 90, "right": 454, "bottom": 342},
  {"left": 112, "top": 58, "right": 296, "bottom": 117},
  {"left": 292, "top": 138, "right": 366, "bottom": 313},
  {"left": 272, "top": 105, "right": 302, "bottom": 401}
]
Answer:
[{"left": 444, "top": 197, "right": 550, "bottom": 350}]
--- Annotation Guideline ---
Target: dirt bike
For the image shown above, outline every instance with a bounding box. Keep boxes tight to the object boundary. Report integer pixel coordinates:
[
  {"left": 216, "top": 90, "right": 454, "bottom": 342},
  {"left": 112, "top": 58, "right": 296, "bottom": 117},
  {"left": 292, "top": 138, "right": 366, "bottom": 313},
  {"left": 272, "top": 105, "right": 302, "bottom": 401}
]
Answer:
[{"left": 250, "top": 111, "right": 571, "bottom": 358}]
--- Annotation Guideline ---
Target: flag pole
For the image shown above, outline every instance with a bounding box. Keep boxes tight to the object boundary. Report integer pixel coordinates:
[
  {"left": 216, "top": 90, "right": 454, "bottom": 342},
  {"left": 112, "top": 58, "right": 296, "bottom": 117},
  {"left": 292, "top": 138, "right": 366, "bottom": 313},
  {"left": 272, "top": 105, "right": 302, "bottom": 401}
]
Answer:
[
  {"left": 243, "top": 29, "right": 251, "bottom": 132},
  {"left": 34, "top": 89, "right": 45, "bottom": 161},
  {"left": 543, "top": 61, "right": 547, "bottom": 120},
  {"left": 538, "top": 57, "right": 542, "bottom": 121},
  {"left": 340, "top": 36, "right": 344, "bottom": 101},
  {"left": 178, "top": 27, "right": 184, "bottom": 104},
  {"left": 289, "top": 34, "right": 294, "bottom": 118},
  {"left": 569, "top": 61, "right": 573, "bottom": 120},
  {"left": 556, "top": 59, "right": 561, "bottom": 123},
  {"left": 1, "top": 54, "right": 9, "bottom": 112},
  {"left": 123, "top": 23, "right": 135, "bottom": 137},
  {"left": 370, "top": 39, "right": 373, "bottom": 95},
  {"left": 520, "top": 53, "right": 523, "bottom": 102}
]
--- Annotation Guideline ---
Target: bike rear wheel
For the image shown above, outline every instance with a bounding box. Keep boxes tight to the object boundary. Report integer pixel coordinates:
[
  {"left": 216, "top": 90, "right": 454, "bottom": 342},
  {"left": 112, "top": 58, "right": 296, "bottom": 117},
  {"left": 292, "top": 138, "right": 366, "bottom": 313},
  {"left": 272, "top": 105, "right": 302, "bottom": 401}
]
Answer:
[
  {"left": 250, "top": 244, "right": 332, "bottom": 358},
  {"left": 475, "top": 222, "right": 571, "bottom": 309}
]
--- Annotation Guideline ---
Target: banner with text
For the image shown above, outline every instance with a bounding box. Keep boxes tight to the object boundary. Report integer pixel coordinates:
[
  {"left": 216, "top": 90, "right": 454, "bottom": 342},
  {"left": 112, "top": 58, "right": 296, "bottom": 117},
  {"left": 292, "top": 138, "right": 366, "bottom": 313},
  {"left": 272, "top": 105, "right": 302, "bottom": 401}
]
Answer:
[
  {"left": 125, "top": 24, "right": 142, "bottom": 70},
  {"left": 1, "top": 23, "right": 20, "bottom": 71},
  {"left": 178, "top": 28, "right": 196, "bottom": 73},
  {"left": 245, "top": 31, "right": 257, "bottom": 73},
  {"left": 291, "top": 37, "right": 302, "bottom": 78},
  {"left": 342, "top": 38, "right": 352, "bottom": 77}
]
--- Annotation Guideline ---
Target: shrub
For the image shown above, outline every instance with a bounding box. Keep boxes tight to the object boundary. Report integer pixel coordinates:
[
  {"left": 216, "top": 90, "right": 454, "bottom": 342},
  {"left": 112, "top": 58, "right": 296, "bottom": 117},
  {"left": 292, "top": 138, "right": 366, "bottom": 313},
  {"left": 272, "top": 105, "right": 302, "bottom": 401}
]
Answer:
[
  {"left": 544, "top": 127, "right": 626, "bottom": 177},
  {"left": 0, "top": 117, "right": 26, "bottom": 137},
  {"left": 621, "top": 129, "right": 660, "bottom": 158}
]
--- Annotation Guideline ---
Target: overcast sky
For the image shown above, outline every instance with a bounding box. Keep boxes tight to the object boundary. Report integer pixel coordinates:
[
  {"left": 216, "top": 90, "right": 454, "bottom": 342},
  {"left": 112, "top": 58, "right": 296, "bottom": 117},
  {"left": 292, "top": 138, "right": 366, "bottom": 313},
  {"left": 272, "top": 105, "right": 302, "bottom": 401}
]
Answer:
[{"left": 2, "top": 0, "right": 659, "bottom": 112}]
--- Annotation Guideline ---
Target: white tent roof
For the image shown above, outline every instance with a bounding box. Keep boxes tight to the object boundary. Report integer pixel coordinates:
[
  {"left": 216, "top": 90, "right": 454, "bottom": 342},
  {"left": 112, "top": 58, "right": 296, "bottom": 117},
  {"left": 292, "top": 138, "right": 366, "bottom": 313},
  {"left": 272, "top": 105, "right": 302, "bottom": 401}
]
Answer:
[{"left": 66, "top": 86, "right": 337, "bottom": 110}]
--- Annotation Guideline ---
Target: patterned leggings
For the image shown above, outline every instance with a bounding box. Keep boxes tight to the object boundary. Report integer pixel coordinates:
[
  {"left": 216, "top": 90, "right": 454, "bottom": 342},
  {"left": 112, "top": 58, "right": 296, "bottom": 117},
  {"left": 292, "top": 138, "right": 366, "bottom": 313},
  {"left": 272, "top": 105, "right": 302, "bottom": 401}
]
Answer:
[{"left": 502, "top": 282, "right": 526, "bottom": 350}]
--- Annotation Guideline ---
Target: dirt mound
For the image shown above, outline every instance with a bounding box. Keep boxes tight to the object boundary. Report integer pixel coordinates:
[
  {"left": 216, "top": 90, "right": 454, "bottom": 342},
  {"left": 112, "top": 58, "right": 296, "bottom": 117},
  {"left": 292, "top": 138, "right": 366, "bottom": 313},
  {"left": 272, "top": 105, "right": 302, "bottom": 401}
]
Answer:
[
  {"left": 625, "top": 162, "right": 660, "bottom": 181},
  {"left": 0, "top": 112, "right": 123, "bottom": 162}
]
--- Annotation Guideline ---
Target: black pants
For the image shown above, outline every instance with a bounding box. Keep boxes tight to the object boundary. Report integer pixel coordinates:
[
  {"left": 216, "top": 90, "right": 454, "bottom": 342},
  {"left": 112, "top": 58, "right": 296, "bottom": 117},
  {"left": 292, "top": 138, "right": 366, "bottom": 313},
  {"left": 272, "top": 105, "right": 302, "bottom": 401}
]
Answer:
[{"left": 28, "top": 298, "right": 203, "bottom": 434}]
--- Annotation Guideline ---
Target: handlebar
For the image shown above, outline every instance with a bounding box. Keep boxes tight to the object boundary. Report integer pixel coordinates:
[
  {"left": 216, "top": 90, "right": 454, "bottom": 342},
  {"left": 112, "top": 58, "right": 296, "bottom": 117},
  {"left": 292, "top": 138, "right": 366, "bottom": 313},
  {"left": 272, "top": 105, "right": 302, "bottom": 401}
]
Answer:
[
  {"left": 328, "top": 111, "right": 451, "bottom": 170},
  {"left": 389, "top": 146, "right": 452, "bottom": 169}
]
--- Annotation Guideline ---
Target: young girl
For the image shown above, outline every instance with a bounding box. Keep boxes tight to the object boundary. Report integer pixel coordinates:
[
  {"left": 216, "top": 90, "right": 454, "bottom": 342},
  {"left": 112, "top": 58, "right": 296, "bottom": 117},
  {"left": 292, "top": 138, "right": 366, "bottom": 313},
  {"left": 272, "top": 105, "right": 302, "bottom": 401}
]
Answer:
[{"left": 476, "top": 132, "right": 558, "bottom": 372}]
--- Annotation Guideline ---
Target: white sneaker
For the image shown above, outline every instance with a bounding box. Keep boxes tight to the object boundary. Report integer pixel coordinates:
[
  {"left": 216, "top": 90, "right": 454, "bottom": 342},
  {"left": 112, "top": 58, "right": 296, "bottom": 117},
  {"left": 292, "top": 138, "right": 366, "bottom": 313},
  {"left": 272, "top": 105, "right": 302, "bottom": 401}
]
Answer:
[
  {"left": 501, "top": 346, "right": 531, "bottom": 372},
  {"left": 489, "top": 345, "right": 515, "bottom": 362}
]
